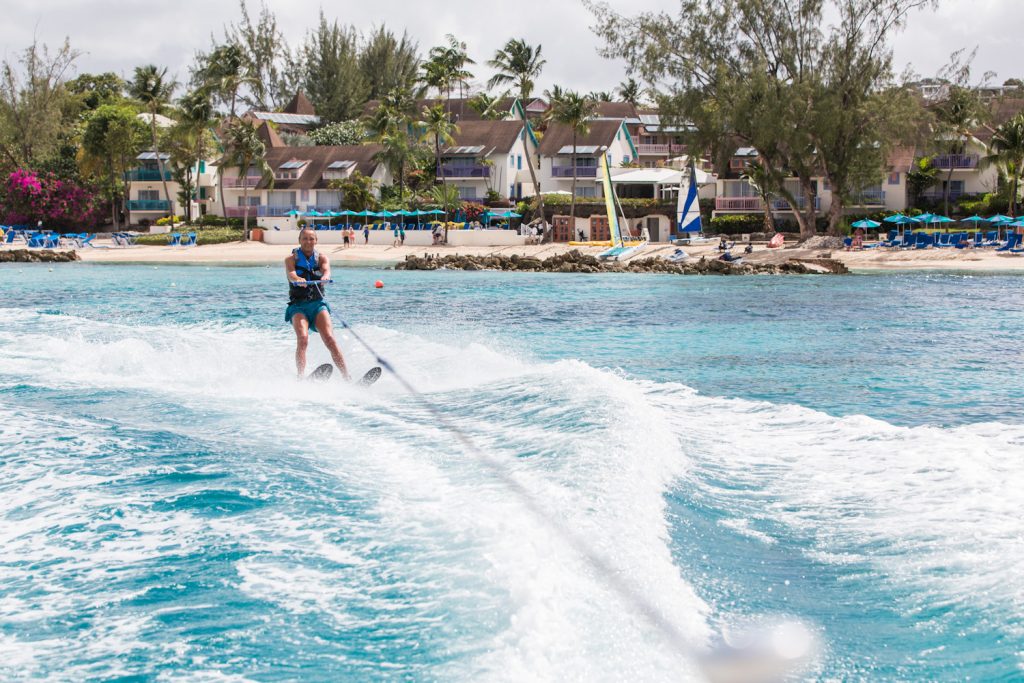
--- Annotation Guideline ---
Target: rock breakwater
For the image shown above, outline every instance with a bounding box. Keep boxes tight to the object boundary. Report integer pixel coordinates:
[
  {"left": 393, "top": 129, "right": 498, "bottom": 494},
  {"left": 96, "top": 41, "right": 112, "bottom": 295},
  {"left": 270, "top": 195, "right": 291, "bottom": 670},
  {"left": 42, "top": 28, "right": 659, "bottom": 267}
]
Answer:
[
  {"left": 394, "top": 250, "right": 847, "bottom": 275},
  {"left": 0, "top": 249, "right": 79, "bottom": 263}
]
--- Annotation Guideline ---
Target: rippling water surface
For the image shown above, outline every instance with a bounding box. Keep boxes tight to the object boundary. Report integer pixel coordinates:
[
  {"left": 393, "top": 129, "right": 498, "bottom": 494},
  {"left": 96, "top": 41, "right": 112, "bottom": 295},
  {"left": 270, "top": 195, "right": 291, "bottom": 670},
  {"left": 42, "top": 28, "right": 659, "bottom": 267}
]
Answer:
[{"left": 1, "top": 263, "right": 1022, "bottom": 680}]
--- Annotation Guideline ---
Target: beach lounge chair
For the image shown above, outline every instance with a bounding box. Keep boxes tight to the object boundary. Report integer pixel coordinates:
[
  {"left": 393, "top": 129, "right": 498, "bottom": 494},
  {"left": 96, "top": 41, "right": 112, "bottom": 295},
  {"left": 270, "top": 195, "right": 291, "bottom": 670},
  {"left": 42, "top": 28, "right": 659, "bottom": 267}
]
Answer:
[
  {"left": 996, "top": 234, "right": 1021, "bottom": 252},
  {"left": 182, "top": 232, "right": 197, "bottom": 247},
  {"left": 3, "top": 229, "right": 16, "bottom": 244},
  {"left": 168, "top": 232, "right": 181, "bottom": 246},
  {"left": 843, "top": 237, "right": 853, "bottom": 249},
  {"left": 914, "top": 233, "right": 934, "bottom": 249}
]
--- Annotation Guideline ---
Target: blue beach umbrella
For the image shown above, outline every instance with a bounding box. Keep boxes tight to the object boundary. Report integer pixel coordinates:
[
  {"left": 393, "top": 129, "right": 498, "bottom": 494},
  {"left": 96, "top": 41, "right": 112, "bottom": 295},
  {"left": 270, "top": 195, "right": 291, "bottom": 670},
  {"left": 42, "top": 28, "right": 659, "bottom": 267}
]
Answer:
[{"left": 285, "top": 209, "right": 303, "bottom": 217}]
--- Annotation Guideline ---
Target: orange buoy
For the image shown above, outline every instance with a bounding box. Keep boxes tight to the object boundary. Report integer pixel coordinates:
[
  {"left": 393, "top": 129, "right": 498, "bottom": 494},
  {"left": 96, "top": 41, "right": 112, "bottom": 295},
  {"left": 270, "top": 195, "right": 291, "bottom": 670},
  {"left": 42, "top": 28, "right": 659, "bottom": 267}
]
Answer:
[{"left": 374, "top": 280, "right": 384, "bottom": 289}]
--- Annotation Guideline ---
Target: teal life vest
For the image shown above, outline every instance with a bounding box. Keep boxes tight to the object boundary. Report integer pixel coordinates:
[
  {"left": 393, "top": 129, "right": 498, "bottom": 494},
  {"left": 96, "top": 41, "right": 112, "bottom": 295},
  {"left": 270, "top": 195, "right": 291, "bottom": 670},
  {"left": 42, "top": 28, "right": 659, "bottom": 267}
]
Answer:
[{"left": 289, "top": 248, "right": 324, "bottom": 303}]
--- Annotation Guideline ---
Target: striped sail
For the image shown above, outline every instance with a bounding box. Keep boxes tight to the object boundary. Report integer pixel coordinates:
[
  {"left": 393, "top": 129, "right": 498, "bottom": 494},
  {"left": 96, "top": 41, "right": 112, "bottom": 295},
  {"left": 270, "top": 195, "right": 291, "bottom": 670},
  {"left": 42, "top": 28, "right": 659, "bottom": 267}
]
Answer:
[
  {"left": 600, "top": 153, "right": 621, "bottom": 246},
  {"left": 678, "top": 157, "right": 703, "bottom": 233}
]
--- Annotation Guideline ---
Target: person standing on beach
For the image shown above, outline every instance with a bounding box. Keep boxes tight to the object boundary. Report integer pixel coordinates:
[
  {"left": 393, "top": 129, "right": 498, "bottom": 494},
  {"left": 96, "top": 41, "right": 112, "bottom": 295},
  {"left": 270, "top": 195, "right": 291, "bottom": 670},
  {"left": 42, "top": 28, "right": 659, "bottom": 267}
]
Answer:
[
  {"left": 399, "top": 224, "right": 406, "bottom": 246},
  {"left": 285, "top": 228, "right": 350, "bottom": 380},
  {"left": 363, "top": 224, "right": 369, "bottom": 244}
]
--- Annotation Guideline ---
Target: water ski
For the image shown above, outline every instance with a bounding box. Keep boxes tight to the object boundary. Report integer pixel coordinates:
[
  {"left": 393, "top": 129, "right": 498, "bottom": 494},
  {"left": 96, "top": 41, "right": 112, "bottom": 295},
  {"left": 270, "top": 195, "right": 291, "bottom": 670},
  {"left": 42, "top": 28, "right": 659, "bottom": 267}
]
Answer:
[
  {"left": 307, "top": 363, "right": 334, "bottom": 381},
  {"left": 358, "top": 366, "right": 382, "bottom": 386}
]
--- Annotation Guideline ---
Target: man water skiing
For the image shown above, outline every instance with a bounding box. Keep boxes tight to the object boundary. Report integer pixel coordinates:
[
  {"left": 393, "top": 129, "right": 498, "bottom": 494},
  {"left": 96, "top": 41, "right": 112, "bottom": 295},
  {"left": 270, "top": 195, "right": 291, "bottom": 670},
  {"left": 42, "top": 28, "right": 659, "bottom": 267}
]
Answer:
[{"left": 285, "top": 228, "right": 350, "bottom": 380}]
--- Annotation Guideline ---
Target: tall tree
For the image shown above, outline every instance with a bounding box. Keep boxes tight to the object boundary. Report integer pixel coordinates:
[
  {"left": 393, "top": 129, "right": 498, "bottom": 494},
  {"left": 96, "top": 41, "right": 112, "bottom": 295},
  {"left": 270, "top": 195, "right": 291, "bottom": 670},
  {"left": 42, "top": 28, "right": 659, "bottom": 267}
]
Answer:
[
  {"left": 546, "top": 90, "right": 597, "bottom": 224},
  {"left": 67, "top": 72, "right": 126, "bottom": 111},
  {"left": 128, "top": 64, "right": 177, "bottom": 225},
  {"left": 588, "top": 0, "right": 935, "bottom": 236},
  {"left": 220, "top": 119, "right": 271, "bottom": 239},
  {"left": 982, "top": 114, "right": 1024, "bottom": 216},
  {"left": 488, "top": 39, "right": 548, "bottom": 234},
  {"left": 0, "top": 38, "right": 80, "bottom": 170},
  {"left": 741, "top": 159, "right": 778, "bottom": 234},
  {"left": 423, "top": 35, "right": 474, "bottom": 116},
  {"left": 302, "top": 13, "right": 367, "bottom": 122},
  {"left": 418, "top": 103, "right": 458, "bottom": 240},
  {"left": 81, "top": 104, "right": 146, "bottom": 228},
  {"left": 364, "top": 88, "right": 416, "bottom": 138},
  {"left": 194, "top": 43, "right": 250, "bottom": 119},
  {"left": 359, "top": 27, "right": 420, "bottom": 101},
  {"left": 223, "top": 0, "right": 300, "bottom": 111}
]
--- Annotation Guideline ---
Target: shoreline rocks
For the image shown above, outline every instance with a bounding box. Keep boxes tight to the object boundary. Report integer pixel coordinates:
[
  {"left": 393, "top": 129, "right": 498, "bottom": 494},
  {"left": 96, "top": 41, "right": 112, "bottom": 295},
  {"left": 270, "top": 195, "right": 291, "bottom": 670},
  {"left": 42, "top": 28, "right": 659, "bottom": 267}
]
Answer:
[
  {"left": 0, "top": 249, "right": 80, "bottom": 263},
  {"left": 394, "top": 249, "right": 848, "bottom": 275}
]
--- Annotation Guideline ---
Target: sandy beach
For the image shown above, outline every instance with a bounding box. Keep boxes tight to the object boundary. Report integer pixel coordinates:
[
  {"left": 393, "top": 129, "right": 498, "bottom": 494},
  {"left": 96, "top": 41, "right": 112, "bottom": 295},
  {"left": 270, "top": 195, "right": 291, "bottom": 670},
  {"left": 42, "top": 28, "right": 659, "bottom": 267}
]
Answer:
[{"left": 6, "top": 238, "right": 1024, "bottom": 271}]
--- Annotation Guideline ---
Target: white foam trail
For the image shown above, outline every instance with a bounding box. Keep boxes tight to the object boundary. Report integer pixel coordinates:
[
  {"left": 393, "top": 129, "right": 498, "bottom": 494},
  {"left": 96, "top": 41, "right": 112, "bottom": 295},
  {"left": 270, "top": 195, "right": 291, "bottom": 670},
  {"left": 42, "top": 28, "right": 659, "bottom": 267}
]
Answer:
[
  {"left": 644, "top": 382, "right": 1024, "bottom": 648},
  {"left": 0, "top": 310, "right": 713, "bottom": 680}
]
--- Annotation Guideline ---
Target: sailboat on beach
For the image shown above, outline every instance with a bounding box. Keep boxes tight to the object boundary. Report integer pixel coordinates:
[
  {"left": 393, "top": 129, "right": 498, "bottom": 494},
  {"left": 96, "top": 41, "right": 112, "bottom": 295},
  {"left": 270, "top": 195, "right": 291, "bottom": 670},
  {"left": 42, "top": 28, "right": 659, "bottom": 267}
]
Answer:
[
  {"left": 596, "top": 154, "right": 646, "bottom": 261},
  {"left": 673, "top": 157, "right": 713, "bottom": 245}
]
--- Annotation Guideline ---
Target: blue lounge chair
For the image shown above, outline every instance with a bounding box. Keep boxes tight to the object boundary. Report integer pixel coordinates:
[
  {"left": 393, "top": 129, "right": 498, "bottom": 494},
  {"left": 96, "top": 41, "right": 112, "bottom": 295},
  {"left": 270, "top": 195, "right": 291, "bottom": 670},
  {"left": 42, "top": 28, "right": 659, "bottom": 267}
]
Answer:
[
  {"left": 915, "top": 233, "right": 934, "bottom": 249},
  {"left": 168, "top": 232, "right": 181, "bottom": 246},
  {"left": 843, "top": 237, "right": 853, "bottom": 249},
  {"left": 181, "top": 232, "right": 197, "bottom": 247},
  {"left": 4, "top": 229, "right": 16, "bottom": 244},
  {"left": 996, "top": 233, "right": 1022, "bottom": 252}
]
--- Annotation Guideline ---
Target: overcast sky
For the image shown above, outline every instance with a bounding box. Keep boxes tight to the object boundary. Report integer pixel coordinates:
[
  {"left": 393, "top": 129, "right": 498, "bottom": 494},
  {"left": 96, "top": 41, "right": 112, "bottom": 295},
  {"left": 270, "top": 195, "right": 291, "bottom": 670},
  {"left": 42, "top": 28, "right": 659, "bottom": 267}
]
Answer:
[{"left": 2, "top": 0, "right": 1020, "bottom": 98}]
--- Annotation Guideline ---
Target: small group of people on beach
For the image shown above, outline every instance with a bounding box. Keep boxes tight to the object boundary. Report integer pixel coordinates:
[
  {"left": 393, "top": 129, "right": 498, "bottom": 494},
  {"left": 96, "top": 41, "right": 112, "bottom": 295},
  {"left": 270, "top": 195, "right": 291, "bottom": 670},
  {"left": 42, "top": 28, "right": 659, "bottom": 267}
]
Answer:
[{"left": 339, "top": 226, "right": 357, "bottom": 248}]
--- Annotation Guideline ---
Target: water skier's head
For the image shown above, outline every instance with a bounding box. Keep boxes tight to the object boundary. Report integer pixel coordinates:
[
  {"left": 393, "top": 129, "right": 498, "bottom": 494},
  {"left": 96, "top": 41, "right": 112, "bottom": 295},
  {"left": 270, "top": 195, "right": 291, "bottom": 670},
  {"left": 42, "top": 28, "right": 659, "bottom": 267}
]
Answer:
[{"left": 298, "top": 227, "right": 317, "bottom": 254}]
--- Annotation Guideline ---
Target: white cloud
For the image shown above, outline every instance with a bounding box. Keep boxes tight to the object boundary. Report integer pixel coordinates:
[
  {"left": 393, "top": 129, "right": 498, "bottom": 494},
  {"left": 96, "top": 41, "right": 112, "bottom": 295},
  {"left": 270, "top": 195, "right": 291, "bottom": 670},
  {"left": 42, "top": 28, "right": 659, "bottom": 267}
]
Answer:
[{"left": 1, "top": 0, "right": 1019, "bottom": 101}]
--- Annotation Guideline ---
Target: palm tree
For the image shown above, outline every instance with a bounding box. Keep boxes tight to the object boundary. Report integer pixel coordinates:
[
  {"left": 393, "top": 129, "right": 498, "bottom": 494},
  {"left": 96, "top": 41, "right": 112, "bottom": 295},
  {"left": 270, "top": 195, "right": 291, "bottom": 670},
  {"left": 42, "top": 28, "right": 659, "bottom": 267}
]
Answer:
[
  {"left": 933, "top": 86, "right": 986, "bottom": 215},
  {"left": 588, "top": 91, "right": 613, "bottom": 103},
  {"left": 422, "top": 35, "right": 474, "bottom": 117},
  {"left": 419, "top": 104, "right": 458, "bottom": 241},
  {"left": 488, "top": 39, "right": 548, "bottom": 233},
  {"left": 374, "top": 129, "right": 421, "bottom": 204},
  {"left": 129, "top": 64, "right": 177, "bottom": 225},
  {"left": 982, "top": 113, "right": 1024, "bottom": 216},
  {"left": 617, "top": 78, "right": 641, "bottom": 106},
  {"left": 178, "top": 88, "right": 214, "bottom": 224},
  {"left": 468, "top": 93, "right": 505, "bottom": 121},
  {"left": 547, "top": 90, "right": 597, "bottom": 224},
  {"left": 221, "top": 119, "right": 271, "bottom": 240}
]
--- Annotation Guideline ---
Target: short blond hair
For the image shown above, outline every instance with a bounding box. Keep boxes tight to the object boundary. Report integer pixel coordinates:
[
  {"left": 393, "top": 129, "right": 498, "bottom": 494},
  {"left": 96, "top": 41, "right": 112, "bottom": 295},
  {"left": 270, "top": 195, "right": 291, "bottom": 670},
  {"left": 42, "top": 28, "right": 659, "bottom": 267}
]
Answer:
[{"left": 298, "top": 227, "right": 317, "bottom": 240}]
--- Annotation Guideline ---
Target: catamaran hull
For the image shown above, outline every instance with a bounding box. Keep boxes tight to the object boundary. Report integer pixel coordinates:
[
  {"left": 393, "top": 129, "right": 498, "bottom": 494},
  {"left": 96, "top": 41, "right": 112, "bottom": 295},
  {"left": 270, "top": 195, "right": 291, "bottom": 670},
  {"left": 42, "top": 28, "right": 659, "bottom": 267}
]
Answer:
[{"left": 597, "top": 243, "right": 647, "bottom": 261}]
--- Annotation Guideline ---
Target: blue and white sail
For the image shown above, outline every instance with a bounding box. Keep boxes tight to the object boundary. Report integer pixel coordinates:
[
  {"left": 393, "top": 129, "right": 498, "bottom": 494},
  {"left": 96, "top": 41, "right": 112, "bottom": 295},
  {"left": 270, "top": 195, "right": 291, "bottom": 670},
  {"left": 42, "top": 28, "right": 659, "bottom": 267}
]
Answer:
[{"left": 677, "top": 157, "right": 703, "bottom": 234}]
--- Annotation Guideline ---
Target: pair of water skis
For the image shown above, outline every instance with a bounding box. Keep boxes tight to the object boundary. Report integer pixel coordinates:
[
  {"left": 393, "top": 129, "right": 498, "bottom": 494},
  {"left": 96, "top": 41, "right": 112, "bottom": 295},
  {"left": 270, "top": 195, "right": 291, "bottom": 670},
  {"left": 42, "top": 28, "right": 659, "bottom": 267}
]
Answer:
[{"left": 307, "top": 364, "right": 382, "bottom": 386}]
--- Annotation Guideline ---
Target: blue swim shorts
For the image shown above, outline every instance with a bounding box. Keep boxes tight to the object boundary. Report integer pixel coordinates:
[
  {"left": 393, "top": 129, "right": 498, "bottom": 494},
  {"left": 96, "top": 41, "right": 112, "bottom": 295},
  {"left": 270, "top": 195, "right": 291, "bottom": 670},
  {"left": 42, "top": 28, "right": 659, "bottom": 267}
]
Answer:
[{"left": 285, "top": 300, "right": 331, "bottom": 333}]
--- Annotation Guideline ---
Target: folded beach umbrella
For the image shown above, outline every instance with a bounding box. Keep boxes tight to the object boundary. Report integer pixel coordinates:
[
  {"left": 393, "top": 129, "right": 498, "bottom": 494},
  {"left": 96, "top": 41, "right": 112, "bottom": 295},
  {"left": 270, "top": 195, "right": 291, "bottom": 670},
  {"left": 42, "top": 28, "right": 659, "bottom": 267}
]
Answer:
[{"left": 850, "top": 219, "right": 881, "bottom": 229}]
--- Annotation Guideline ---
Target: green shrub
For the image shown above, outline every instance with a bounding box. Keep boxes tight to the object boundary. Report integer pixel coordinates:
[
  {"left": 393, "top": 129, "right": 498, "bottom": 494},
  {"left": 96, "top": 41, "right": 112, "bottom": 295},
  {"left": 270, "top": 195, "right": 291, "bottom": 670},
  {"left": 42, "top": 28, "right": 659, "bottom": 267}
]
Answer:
[
  {"left": 155, "top": 215, "right": 185, "bottom": 226},
  {"left": 709, "top": 214, "right": 764, "bottom": 235},
  {"left": 134, "top": 226, "right": 244, "bottom": 246}
]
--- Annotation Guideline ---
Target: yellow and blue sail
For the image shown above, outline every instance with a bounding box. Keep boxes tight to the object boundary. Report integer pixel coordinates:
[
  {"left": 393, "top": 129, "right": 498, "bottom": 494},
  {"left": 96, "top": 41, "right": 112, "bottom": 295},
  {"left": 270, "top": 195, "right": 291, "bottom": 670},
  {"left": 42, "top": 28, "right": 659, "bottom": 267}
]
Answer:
[{"left": 600, "top": 153, "right": 621, "bottom": 247}]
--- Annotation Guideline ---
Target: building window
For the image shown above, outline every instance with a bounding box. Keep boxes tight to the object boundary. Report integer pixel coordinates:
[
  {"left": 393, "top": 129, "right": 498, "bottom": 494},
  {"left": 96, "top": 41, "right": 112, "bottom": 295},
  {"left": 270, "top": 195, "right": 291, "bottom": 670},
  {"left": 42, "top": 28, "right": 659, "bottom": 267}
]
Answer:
[
  {"left": 509, "top": 156, "right": 514, "bottom": 168},
  {"left": 138, "top": 190, "right": 160, "bottom": 201},
  {"left": 622, "top": 156, "right": 630, "bottom": 165},
  {"left": 457, "top": 186, "right": 478, "bottom": 199},
  {"left": 888, "top": 172, "right": 900, "bottom": 185},
  {"left": 517, "top": 155, "right": 522, "bottom": 170},
  {"left": 237, "top": 196, "right": 259, "bottom": 206},
  {"left": 300, "top": 190, "right": 310, "bottom": 202},
  {"left": 575, "top": 186, "right": 597, "bottom": 198}
]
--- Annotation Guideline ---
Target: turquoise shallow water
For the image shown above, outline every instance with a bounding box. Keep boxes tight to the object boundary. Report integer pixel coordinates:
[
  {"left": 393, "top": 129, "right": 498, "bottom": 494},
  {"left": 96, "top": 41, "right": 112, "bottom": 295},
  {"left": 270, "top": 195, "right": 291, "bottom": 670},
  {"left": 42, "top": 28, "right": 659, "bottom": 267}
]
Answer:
[{"left": 0, "top": 263, "right": 1022, "bottom": 680}]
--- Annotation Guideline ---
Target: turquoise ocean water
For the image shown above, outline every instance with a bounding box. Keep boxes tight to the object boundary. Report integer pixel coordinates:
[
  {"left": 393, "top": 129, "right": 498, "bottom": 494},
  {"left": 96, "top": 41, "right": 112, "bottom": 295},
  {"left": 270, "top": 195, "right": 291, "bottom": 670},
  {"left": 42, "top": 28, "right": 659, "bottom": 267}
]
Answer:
[{"left": 0, "top": 263, "right": 1022, "bottom": 680}]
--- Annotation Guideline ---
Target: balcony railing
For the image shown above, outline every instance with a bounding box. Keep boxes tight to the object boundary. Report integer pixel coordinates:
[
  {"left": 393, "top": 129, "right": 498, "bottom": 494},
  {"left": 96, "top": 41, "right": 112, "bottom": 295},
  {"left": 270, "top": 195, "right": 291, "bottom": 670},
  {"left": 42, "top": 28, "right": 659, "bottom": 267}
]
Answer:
[
  {"left": 307, "top": 204, "right": 342, "bottom": 213},
  {"left": 716, "top": 196, "right": 821, "bottom": 212},
  {"left": 931, "top": 154, "right": 979, "bottom": 169},
  {"left": 850, "top": 189, "right": 886, "bottom": 205},
  {"left": 225, "top": 206, "right": 259, "bottom": 218},
  {"left": 635, "top": 143, "right": 687, "bottom": 155},
  {"left": 770, "top": 196, "right": 821, "bottom": 211},
  {"left": 258, "top": 205, "right": 301, "bottom": 217},
  {"left": 439, "top": 164, "right": 490, "bottom": 178},
  {"left": 126, "top": 168, "right": 172, "bottom": 181},
  {"left": 222, "top": 177, "right": 262, "bottom": 188},
  {"left": 919, "top": 189, "right": 965, "bottom": 201},
  {"left": 551, "top": 166, "right": 598, "bottom": 178},
  {"left": 127, "top": 199, "right": 171, "bottom": 211}
]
